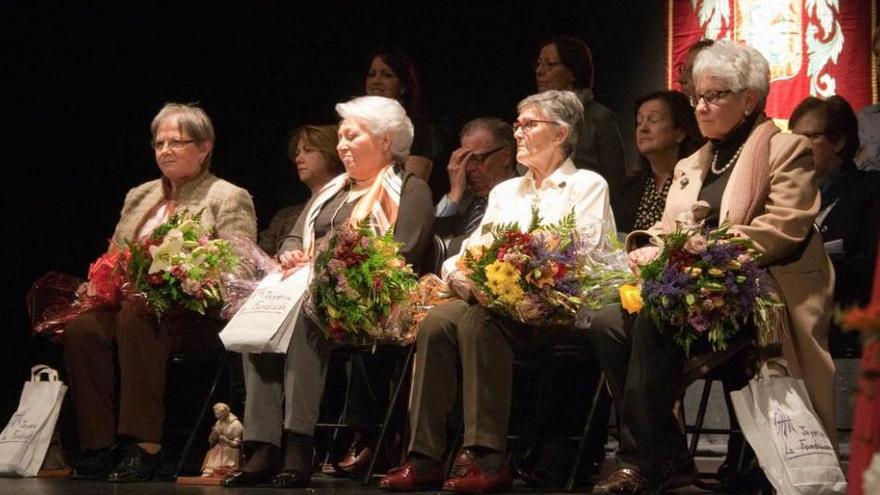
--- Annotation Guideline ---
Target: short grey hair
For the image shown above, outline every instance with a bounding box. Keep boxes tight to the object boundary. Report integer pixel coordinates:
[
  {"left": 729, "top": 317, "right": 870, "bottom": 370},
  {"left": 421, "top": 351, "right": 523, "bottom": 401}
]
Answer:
[
  {"left": 692, "top": 40, "right": 770, "bottom": 112},
  {"left": 151, "top": 102, "right": 216, "bottom": 169},
  {"left": 517, "top": 90, "right": 584, "bottom": 155},
  {"left": 335, "top": 96, "right": 414, "bottom": 165},
  {"left": 461, "top": 117, "right": 515, "bottom": 164}
]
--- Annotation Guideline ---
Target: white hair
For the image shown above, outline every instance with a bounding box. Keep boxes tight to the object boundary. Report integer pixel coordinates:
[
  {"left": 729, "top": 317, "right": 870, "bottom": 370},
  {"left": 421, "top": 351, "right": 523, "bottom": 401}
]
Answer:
[
  {"left": 692, "top": 40, "right": 770, "bottom": 110},
  {"left": 335, "top": 96, "right": 414, "bottom": 164},
  {"left": 517, "top": 90, "right": 584, "bottom": 154}
]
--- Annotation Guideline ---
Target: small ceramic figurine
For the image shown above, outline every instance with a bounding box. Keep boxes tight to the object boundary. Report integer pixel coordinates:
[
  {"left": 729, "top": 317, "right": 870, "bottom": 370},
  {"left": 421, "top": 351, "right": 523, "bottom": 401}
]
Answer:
[{"left": 201, "top": 403, "right": 243, "bottom": 477}]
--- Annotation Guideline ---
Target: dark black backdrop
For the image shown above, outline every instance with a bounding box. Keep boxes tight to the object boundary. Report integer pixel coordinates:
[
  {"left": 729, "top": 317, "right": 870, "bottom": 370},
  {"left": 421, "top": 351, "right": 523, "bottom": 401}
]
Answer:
[{"left": 1, "top": 2, "right": 665, "bottom": 420}]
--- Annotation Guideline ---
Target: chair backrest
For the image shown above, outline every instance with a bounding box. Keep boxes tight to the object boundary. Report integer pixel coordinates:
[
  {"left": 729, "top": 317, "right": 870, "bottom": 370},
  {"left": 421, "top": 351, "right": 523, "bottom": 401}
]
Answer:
[{"left": 426, "top": 234, "right": 447, "bottom": 276}]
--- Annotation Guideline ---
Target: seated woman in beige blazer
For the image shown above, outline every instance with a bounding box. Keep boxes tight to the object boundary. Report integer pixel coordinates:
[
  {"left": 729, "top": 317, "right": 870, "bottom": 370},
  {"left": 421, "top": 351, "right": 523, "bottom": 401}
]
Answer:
[
  {"left": 64, "top": 103, "right": 257, "bottom": 483},
  {"left": 587, "top": 40, "right": 835, "bottom": 495}
]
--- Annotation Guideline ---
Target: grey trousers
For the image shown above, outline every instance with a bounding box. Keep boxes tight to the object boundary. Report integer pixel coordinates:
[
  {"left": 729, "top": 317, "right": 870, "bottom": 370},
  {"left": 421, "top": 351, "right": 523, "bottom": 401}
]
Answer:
[{"left": 241, "top": 314, "right": 330, "bottom": 446}]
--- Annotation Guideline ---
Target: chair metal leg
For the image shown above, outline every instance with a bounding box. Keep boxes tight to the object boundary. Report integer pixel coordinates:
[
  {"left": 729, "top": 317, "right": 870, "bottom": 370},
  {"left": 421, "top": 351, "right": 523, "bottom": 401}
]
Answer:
[
  {"left": 363, "top": 345, "right": 415, "bottom": 485},
  {"left": 565, "top": 372, "right": 606, "bottom": 492},
  {"left": 688, "top": 378, "right": 713, "bottom": 457},
  {"left": 174, "top": 353, "right": 228, "bottom": 479}
]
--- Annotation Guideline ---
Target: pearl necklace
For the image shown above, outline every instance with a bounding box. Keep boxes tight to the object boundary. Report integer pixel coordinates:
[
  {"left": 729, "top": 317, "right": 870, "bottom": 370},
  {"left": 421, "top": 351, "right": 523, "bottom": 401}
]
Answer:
[{"left": 710, "top": 143, "right": 745, "bottom": 175}]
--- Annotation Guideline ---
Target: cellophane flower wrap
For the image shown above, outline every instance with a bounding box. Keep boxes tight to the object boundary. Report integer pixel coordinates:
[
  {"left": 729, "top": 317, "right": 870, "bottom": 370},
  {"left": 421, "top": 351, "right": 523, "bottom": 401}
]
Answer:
[
  {"left": 638, "top": 224, "right": 780, "bottom": 356},
  {"left": 309, "top": 219, "right": 418, "bottom": 344},
  {"left": 29, "top": 250, "right": 130, "bottom": 340},
  {"left": 127, "top": 210, "right": 239, "bottom": 319},
  {"left": 460, "top": 207, "right": 628, "bottom": 327}
]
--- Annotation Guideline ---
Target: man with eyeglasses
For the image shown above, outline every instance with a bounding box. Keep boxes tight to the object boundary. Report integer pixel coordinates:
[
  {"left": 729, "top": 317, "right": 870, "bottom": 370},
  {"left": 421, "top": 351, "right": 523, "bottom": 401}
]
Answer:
[{"left": 434, "top": 118, "right": 516, "bottom": 254}]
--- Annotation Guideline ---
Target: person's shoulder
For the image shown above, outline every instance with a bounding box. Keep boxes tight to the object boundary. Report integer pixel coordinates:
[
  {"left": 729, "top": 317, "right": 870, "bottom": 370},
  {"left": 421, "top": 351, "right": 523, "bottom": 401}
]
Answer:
[
  {"left": 568, "top": 167, "right": 609, "bottom": 191},
  {"left": 490, "top": 175, "right": 525, "bottom": 196},
  {"left": 205, "top": 173, "right": 252, "bottom": 198},
  {"left": 128, "top": 178, "right": 162, "bottom": 194},
  {"left": 402, "top": 172, "right": 432, "bottom": 197}
]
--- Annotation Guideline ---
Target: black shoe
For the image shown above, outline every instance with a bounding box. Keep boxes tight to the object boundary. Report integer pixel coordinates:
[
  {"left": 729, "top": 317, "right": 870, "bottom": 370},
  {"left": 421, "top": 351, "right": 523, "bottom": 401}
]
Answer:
[
  {"left": 271, "top": 431, "right": 314, "bottom": 488},
  {"left": 221, "top": 441, "right": 281, "bottom": 487},
  {"left": 661, "top": 454, "right": 697, "bottom": 490},
  {"left": 106, "top": 444, "right": 161, "bottom": 483},
  {"left": 69, "top": 446, "right": 119, "bottom": 480}
]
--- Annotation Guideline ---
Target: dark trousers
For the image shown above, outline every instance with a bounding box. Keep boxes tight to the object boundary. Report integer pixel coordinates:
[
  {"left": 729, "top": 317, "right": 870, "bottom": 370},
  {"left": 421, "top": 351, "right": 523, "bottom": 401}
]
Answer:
[
  {"left": 408, "top": 300, "right": 602, "bottom": 462},
  {"left": 586, "top": 305, "right": 689, "bottom": 478},
  {"left": 63, "top": 301, "right": 222, "bottom": 449}
]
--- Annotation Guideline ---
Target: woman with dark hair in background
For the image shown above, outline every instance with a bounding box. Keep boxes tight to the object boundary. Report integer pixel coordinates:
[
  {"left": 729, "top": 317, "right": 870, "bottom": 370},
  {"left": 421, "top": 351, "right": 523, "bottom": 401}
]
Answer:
[
  {"left": 615, "top": 90, "right": 704, "bottom": 233},
  {"left": 534, "top": 35, "right": 627, "bottom": 204},
  {"left": 790, "top": 95, "right": 880, "bottom": 346},
  {"left": 259, "top": 125, "right": 343, "bottom": 256},
  {"left": 365, "top": 49, "right": 440, "bottom": 185}
]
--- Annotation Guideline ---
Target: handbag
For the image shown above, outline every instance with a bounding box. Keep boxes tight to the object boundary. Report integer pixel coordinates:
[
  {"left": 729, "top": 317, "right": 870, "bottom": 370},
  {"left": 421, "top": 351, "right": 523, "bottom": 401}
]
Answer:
[
  {"left": 0, "top": 365, "right": 68, "bottom": 477},
  {"left": 730, "top": 358, "right": 846, "bottom": 494},
  {"left": 219, "top": 265, "right": 312, "bottom": 353}
]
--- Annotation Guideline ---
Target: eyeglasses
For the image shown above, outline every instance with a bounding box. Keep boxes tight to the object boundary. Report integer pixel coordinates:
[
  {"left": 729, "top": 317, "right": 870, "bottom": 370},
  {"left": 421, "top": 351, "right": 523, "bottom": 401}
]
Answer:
[
  {"left": 152, "top": 139, "right": 195, "bottom": 151},
  {"left": 466, "top": 146, "right": 505, "bottom": 165},
  {"left": 534, "top": 60, "right": 562, "bottom": 71},
  {"left": 513, "top": 119, "right": 558, "bottom": 133},
  {"left": 689, "top": 89, "right": 737, "bottom": 107}
]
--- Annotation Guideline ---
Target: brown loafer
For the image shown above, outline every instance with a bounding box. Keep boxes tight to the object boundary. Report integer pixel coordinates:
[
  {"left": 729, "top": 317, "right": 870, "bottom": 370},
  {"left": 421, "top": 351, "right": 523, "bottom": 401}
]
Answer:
[{"left": 591, "top": 466, "right": 658, "bottom": 494}]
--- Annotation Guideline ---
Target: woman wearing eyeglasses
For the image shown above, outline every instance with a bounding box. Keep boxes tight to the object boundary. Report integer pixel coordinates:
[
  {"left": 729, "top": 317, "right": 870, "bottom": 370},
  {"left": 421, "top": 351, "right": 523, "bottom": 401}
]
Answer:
[
  {"left": 534, "top": 36, "right": 626, "bottom": 205},
  {"left": 790, "top": 96, "right": 880, "bottom": 342},
  {"left": 379, "top": 90, "right": 615, "bottom": 493},
  {"left": 64, "top": 103, "right": 257, "bottom": 483},
  {"left": 587, "top": 40, "right": 837, "bottom": 494}
]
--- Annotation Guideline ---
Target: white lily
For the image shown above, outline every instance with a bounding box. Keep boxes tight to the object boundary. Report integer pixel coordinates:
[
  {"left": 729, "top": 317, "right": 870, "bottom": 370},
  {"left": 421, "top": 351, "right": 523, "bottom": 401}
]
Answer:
[{"left": 148, "top": 229, "right": 185, "bottom": 274}]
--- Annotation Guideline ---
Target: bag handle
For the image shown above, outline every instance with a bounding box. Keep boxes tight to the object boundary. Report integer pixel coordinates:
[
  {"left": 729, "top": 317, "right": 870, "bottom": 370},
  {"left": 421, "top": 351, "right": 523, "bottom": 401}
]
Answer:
[
  {"left": 31, "top": 364, "right": 60, "bottom": 382},
  {"left": 758, "top": 357, "right": 790, "bottom": 380}
]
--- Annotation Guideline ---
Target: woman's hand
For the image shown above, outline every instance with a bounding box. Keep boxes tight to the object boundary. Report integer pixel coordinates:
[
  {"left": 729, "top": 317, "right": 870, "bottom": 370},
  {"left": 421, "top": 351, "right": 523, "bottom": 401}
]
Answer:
[
  {"left": 448, "top": 271, "right": 479, "bottom": 303},
  {"left": 278, "top": 249, "right": 309, "bottom": 270},
  {"left": 627, "top": 246, "right": 660, "bottom": 275}
]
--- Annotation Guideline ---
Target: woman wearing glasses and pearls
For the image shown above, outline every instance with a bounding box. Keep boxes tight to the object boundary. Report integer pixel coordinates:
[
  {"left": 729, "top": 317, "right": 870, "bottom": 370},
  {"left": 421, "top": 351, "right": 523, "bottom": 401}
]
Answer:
[
  {"left": 587, "top": 40, "right": 837, "bottom": 494},
  {"left": 379, "top": 90, "right": 615, "bottom": 493},
  {"left": 64, "top": 103, "right": 256, "bottom": 483}
]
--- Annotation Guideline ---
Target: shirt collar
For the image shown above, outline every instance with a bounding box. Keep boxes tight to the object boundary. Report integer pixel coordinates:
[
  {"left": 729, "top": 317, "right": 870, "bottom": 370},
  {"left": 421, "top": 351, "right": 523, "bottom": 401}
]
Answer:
[{"left": 521, "top": 158, "right": 578, "bottom": 192}]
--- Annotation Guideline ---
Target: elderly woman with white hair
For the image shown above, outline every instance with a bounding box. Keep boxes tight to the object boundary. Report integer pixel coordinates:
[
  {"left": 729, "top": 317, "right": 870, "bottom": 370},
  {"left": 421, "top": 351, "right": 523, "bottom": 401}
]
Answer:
[
  {"left": 223, "top": 96, "right": 433, "bottom": 489},
  {"left": 64, "top": 103, "right": 256, "bottom": 483},
  {"left": 379, "top": 90, "right": 615, "bottom": 493},
  {"left": 587, "top": 40, "right": 836, "bottom": 494}
]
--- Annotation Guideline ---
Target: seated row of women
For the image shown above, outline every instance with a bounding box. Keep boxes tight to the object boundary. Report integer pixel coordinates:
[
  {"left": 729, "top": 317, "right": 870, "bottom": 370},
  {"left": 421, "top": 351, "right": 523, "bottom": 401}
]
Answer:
[{"left": 60, "top": 39, "right": 874, "bottom": 495}]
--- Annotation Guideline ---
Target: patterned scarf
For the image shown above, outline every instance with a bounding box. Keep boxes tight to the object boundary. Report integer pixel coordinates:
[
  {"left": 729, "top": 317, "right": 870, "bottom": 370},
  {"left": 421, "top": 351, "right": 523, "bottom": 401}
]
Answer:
[{"left": 301, "top": 164, "right": 403, "bottom": 256}]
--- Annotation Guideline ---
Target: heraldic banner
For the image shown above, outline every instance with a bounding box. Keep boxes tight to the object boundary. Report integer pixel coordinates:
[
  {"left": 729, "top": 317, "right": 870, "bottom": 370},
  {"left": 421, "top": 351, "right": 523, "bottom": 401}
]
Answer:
[{"left": 669, "top": 0, "right": 877, "bottom": 121}]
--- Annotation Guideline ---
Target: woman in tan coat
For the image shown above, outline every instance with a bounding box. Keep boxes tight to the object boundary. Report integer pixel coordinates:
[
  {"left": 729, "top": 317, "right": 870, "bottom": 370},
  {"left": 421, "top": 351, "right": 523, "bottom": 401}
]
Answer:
[
  {"left": 64, "top": 103, "right": 257, "bottom": 483},
  {"left": 588, "top": 40, "right": 835, "bottom": 494}
]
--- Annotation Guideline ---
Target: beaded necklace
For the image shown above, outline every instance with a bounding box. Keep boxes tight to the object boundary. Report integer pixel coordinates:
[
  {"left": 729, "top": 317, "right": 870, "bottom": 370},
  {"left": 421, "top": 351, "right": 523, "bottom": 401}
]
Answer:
[{"left": 710, "top": 143, "right": 745, "bottom": 175}]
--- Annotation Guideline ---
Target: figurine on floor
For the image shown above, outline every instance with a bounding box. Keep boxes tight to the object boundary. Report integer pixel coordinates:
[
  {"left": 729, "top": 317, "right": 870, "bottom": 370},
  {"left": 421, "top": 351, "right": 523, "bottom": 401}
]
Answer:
[{"left": 201, "top": 403, "right": 243, "bottom": 478}]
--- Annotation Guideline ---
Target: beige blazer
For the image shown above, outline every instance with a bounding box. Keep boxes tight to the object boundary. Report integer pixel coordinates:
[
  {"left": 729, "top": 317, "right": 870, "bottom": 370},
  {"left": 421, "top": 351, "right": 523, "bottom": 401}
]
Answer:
[
  {"left": 631, "top": 129, "right": 838, "bottom": 447},
  {"left": 110, "top": 171, "right": 257, "bottom": 246}
]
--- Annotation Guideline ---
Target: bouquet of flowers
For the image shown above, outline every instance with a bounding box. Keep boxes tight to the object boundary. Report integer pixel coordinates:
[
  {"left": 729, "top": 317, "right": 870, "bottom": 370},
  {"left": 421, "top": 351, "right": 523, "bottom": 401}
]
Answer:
[
  {"left": 460, "top": 208, "right": 626, "bottom": 327},
  {"left": 634, "top": 224, "right": 780, "bottom": 356},
  {"left": 127, "top": 210, "right": 239, "bottom": 319},
  {"left": 309, "top": 220, "right": 418, "bottom": 344}
]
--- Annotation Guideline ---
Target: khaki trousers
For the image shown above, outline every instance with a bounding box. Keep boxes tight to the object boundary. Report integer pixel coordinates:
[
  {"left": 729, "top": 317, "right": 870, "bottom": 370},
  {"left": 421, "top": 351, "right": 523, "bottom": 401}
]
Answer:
[{"left": 408, "top": 300, "right": 594, "bottom": 461}]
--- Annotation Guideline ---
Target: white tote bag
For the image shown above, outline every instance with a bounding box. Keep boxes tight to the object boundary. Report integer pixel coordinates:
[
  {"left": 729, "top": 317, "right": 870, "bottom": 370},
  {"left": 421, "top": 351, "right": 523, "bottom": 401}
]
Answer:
[
  {"left": 219, "top": 265, "right": 312, "bottom": 353},
  {"left": 0, "top": 365, "right": 68, "bottom": 477},
  {"left": 731, "top": 358, "right": 846, "bottom": 494}
]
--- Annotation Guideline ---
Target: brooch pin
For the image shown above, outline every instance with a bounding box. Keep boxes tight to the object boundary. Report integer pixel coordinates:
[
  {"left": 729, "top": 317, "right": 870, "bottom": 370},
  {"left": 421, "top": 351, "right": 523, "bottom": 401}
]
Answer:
[{"left": 679, "top": 177, "right": 690, "bottom": 188}]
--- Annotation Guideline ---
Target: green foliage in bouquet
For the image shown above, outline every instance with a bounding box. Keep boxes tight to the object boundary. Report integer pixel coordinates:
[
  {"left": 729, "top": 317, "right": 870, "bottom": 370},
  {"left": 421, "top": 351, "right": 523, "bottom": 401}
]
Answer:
[{"left": 311, "top": 219, "right": 418, "bottom": 343}]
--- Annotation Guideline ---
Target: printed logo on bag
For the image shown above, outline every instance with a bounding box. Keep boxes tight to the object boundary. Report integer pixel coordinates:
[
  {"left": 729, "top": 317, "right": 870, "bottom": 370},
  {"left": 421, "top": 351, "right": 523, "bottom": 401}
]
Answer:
[
  {"left": 0, "top": 409, "right": 39, "bottom": 443},
  {"left": 772, "top": 407, "right": 835, "bottom": 457}
]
